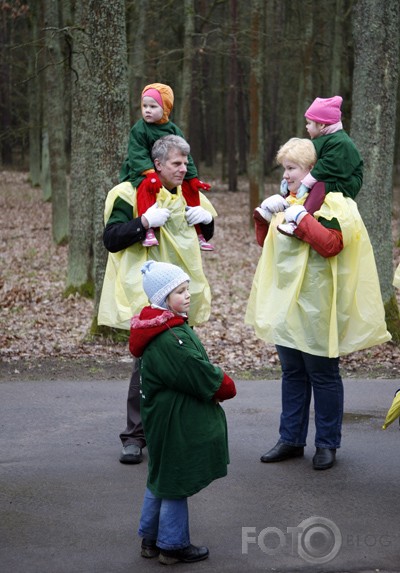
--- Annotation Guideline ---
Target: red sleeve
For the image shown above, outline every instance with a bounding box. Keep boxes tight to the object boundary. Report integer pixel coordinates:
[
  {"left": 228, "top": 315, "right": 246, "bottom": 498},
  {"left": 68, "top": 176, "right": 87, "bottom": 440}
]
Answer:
[
  {"left": 213, "top": 372, "right": 237, "bottom": 401},
  {"left": 253, "top": 210, "right": 270, "bottom": 247},
  {"left": 294, "top": 214, "right": 343, "bottom": 258}
]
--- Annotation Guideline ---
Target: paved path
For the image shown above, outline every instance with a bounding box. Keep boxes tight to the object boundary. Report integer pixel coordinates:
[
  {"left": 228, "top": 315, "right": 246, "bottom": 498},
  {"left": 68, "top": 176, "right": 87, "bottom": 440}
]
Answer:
[{"left": 1, "top": 377, "right": 399, "bottom": 573}]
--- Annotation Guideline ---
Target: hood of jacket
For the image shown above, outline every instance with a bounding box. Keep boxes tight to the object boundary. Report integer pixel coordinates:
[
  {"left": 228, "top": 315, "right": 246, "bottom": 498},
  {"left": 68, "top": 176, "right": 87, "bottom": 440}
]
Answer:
[{"left": 129, "top": 306, "right": 186, "bottom": 357}]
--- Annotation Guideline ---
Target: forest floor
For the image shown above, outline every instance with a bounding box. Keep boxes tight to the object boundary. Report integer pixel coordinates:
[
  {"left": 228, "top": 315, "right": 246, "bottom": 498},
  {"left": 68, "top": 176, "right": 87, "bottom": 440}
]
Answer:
[{"left": 1, "top": 170, "right": 400, "bottom": 382}]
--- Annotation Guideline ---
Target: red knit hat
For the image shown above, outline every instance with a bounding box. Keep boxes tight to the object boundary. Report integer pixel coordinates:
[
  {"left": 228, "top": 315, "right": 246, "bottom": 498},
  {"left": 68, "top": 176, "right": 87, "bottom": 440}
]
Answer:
[
  {"left": 305, "top": 96, "right": 343, "bottom": 125},
  {"left": 141, "top": 83, "right": 174, "bottom": 124}
]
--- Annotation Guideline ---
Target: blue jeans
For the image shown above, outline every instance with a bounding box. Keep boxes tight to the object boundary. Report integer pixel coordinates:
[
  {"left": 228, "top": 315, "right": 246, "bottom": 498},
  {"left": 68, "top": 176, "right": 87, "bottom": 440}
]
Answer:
[
  {"left": 138, "top": 488, "right": 190, "bottom": 550},
  {"left": 276, "top": 345, "right": 343, "bottom": 449}
]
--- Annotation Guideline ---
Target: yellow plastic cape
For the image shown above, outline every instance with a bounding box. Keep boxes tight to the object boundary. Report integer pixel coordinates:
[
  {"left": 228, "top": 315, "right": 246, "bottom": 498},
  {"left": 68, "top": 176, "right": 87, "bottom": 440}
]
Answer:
[
  {"left": 98, "top": 182, "right": 217, "bottom": 329},
  {"left": 382, "top": 389, "right": 400, "bottom": 429},
  {"left": 245, "top": 193, "right": 391, "bottom": 358},
  {"left": 393, "top": 263, "right": 400, "bottom": 289}
]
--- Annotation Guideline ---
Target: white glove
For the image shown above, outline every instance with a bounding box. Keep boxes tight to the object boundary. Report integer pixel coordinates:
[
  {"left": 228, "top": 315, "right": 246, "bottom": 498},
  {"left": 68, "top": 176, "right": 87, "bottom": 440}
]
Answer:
[
  {"left": 185, "top": 206, "right": 212, "bottom": 226},
  {"left": 260, "top": 194, "right": 289, "bottom": 214},
  {"left": 143, "top": 203, "right": 171, "bottom": 228},
  {"left": 284, "top": 205, "right": 307, "bottom": 224}
]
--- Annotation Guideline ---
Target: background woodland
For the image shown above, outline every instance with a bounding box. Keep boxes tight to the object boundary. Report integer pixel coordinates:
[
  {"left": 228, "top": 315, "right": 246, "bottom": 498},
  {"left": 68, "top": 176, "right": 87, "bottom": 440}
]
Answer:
[{"left": 1, "top": 0, "right": 400, "bottom": 363}]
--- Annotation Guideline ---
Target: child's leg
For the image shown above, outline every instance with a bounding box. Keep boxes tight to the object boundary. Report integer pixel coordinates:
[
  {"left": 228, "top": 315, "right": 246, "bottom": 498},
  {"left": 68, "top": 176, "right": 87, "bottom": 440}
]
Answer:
[
  {"left": 156, "top": 497, "right": 190, "bottom": 550},
  {"left": 304, "top": 181, "right": 326, "bottom": 216},
  {"left": 181, "top": 180, "right": 203, "bottom": 237},
  {"left": 136, "top": 186, "right": 159, "bottom": 217},
  {"left": 181, "top": 181, "right": 214, "bottom": 250},
  {"left": 137, "top": 183, "right": 160, "bottom": 247},
  {"left": 138, "top": 487, "right": 161, "bottom": 541}
]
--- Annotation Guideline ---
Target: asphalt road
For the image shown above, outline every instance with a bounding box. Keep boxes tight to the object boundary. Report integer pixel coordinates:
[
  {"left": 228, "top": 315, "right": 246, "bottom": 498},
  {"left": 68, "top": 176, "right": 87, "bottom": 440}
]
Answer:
[{"left": 1, "top": 377, "right": 400, "bottom": 573}]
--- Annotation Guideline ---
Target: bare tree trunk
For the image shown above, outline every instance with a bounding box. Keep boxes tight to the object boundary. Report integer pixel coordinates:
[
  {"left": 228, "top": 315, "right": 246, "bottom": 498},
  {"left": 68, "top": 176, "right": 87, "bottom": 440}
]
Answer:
[
  {"left": 127, "top": 0, "right": 147, "bottom": 123},
  {"left": 330, "top": 0, "right": 344, "bottom": 94},
  {"left": 28, "top": 3, "right": 41, "bottom": 186},
  {"left": 89, "top": 0, "right": 129, "bottom": 322},
  {"left": 66, "top": 2, "right": 95, "bottom": 295},
  {"left": 296, "top": 0, "right": 314, "bottom": 135},
  {"left": 248, "top": 0, "right": 265, "bottom": 220},
  {"left": 227, "top": 0, "right": 238, "bottom": 191},
  {"left": 351, "top": 0, "right": 400, "bottom": 336},
  {"left": 179, "top": 0, "right": 194, "bottom": 135},
  {"left": 40, "top": 129, "right": 51, "bottom": 201},
  {"left": 43, "top": 0, "right": 69, "bottom": 244}
]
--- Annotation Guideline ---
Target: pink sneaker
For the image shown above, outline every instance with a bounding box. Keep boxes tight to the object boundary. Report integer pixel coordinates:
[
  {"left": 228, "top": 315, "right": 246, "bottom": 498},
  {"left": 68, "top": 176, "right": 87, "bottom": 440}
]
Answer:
[
  {"left": 142, "top": 228, "right": 159, "bottom": 247},
  {"left": 198, "top": 233, "right": 214, "bottom": 251}
]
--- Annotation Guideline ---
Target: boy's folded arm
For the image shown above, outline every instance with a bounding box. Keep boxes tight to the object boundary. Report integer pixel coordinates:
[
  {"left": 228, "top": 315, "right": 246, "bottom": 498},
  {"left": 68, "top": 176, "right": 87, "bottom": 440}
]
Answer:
[{"left": 213, "top": 372, "right": 237, "bottom": 402}]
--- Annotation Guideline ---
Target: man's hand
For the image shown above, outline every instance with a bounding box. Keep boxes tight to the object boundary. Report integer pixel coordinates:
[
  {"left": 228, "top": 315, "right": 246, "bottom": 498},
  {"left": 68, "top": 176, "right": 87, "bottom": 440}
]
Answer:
[
  {"left": 142, "top": 203, "right": 171, "bottom": 229},
  {"left": 185, "top": 206, "right": 212, "bottom": 226}
]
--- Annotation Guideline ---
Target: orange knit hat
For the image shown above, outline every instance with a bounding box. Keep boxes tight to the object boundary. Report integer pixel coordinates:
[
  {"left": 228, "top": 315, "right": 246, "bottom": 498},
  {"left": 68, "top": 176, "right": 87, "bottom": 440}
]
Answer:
[{"left": 141, "top": 83, "right": 174, "bottom": 124}]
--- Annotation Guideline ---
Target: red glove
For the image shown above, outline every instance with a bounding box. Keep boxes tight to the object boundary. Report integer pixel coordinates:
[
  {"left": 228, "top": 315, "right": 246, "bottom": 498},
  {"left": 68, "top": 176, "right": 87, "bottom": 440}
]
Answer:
[
  {"left": 213, "top": 372, "right": 237, "bottom": 402},
  {"left": 187, "top": 177, "right": 211, "bottom": 192}
]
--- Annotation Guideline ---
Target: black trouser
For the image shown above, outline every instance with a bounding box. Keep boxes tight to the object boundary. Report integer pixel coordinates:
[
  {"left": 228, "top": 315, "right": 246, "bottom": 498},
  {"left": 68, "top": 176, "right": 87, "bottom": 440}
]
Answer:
[{"left": 119, "top": 358, "right": 146, "bottom": 448}]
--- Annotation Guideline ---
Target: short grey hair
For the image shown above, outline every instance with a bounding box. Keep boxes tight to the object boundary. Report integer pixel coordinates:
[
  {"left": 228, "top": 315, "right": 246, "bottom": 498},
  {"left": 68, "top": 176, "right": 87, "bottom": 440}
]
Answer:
[{"left": 151, "top": 135, "right": 190, "bottom": 164}]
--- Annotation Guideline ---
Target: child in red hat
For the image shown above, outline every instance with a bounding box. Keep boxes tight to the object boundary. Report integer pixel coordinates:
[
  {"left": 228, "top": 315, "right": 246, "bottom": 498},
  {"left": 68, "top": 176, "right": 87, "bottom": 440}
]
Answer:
[
  {"left": 276, "top": 95, "right": 364, "bottom": 236},
  {"left": 119, "top": 83, "right": 214, "bottom": 251}
]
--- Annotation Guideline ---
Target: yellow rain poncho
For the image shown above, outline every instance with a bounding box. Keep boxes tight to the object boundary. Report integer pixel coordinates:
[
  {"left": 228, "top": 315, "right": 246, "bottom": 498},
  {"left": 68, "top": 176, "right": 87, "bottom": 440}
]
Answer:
[
  {"left": 393, "top": 263, "right": 400, "bottom": 289},
  {"left": 98, "top": 182, "right": 217, "bottom": 329},
  {"left": 245, "top": 193, "right": 391, "bottom": 358},
  {"left": 382, "top": 389, "right": 400, "bottom": 429}
]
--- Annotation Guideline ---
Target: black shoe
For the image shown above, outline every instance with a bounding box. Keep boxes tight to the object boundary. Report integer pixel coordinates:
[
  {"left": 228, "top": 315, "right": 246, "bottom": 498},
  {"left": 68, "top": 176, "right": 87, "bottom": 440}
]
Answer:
[
  {"left": 119, "top": 444, "right": 143, "bottom": 464},
  {"left": 260, "top": 440, "right": 304, "bottom": 463},
  {"left": 159, "top": 544, "right": 209, "bottom": 565},
  {"left": 141, "top": 538, "right": 159, "bottom": 559},
  {"left": 313, "top": 447, "right": 336, "bottom": 470}
]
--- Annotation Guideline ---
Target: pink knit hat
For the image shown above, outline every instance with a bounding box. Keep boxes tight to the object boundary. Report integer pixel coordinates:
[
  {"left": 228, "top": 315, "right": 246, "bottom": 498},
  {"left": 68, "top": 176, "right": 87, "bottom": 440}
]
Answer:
[{"left": 305, "top": 96, "right": 343, "bottom": 125}]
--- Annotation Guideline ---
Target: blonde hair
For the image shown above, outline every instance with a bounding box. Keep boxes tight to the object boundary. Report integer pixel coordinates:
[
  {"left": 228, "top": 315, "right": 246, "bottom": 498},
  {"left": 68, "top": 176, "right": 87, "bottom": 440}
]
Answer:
[{"left": 276, "top": 138, "right": 317, "bottom": 171}]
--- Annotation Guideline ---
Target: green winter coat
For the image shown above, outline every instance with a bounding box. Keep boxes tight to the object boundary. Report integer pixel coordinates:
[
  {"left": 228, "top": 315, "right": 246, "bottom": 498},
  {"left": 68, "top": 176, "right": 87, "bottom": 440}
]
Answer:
[
  {"left": 139, "top": 322, "right": 230, "bottom": 499},
  {"left": 311, "top": 130, "right": 363, "bottom": 199},
  {"left": 119, "top": 118, "right": 198, "bottom": 188}
]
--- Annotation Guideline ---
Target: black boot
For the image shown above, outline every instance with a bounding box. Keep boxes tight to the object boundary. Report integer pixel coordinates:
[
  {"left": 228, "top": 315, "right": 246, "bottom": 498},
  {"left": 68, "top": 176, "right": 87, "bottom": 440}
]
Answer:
[
  {"left": 313, "top": 447, "right": 336, "bottom": 470},
  {"left": 141, "top": 538, "right": 159, "bottom": 558},
  {"left": 260, "top": 440, "right": 304, "bottom": 463},
  {"left": 159, "top": 544, "right": 209, "bottom": 565}
]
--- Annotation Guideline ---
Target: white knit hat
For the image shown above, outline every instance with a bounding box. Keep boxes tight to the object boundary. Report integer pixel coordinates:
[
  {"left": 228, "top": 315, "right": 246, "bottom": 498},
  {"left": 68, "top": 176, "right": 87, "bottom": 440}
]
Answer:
[{"left": 141, "top": 260, "right": 190, "bottom": 309}]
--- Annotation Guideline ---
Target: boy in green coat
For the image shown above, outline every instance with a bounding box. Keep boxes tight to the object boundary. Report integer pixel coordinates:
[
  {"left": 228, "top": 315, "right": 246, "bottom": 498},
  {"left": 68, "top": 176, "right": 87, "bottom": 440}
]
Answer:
[{"left": 129, "top": 260, "right": 236, "bottom": 564}]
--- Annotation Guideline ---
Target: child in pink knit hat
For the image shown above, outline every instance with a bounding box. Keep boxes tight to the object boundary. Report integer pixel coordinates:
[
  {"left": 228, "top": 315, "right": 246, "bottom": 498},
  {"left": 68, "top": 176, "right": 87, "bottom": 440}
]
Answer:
[{"left": 277, "top": 95, "right": 364, "bottom": 236}]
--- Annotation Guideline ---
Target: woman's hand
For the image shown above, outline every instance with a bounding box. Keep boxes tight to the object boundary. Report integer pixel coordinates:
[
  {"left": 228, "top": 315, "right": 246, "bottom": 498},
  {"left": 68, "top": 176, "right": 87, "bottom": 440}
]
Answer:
[{"left": 261, "top": 194, "right": 289, "bottom": 213}]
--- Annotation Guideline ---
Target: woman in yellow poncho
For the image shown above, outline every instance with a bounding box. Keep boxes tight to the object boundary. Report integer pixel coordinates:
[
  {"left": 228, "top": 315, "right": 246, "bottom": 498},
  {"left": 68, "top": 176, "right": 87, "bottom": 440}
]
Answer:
[{"left": 246, "top": 138, "right": 390, "bottom": 470}]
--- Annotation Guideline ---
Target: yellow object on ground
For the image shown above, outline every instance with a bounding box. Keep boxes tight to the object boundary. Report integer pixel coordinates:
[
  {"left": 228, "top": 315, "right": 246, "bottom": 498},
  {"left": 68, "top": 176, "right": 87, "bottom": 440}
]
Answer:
[{"left": 382, "top": 389, "right": 400, "bottom": 429}]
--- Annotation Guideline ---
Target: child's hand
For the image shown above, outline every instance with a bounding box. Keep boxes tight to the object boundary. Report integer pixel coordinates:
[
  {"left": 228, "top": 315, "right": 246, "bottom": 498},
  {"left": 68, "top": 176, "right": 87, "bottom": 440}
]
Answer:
[
  {"left": 296, "top": 183, "right": 310, "bottom": 199},
  {"left": 187, "top": 177, "right": 211, "bottom": 192},
  {"left": 280, "top": 179, "right": 289, "bottom": 196}
]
